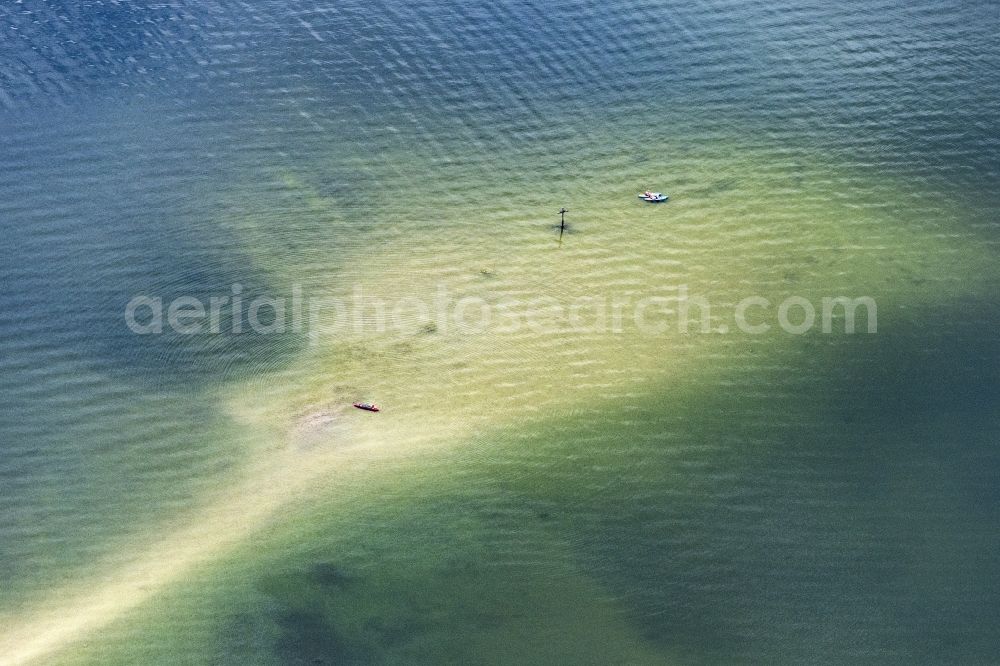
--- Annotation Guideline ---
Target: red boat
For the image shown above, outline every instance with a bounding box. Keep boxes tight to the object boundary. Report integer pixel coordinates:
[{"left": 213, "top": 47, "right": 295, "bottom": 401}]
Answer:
[{"left": 353, "top": 402, "right": 380, "bottom": 412}]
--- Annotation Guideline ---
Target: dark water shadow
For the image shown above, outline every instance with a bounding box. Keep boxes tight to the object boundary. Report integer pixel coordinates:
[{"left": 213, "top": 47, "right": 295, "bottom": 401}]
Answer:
[
  {"left": 534, "top": 297, "right": 1000, "bottom": 663},
  {"left": 210, "top": 299, "right": 1000, "bottom": 664}
]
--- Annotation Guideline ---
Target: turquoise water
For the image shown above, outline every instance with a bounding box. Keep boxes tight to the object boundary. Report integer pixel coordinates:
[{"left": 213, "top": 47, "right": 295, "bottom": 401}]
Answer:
[{"left": 1, "top": 1, "right": 999, "bottom": 663}]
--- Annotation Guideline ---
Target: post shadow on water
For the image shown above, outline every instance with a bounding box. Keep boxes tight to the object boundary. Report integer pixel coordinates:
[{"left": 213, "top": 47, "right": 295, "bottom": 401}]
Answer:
[
  {"left": 214, "top": 296, "right": 1000, "bottom": 665},
  {"left": 552, "top": 207, "right": 577, "bottom": 247}
]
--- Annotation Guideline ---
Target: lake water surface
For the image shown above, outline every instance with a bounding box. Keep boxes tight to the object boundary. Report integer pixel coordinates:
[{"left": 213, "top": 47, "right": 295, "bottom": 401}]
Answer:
[{"left": 1, "top": 1, "right": 998, "bottom": 663}]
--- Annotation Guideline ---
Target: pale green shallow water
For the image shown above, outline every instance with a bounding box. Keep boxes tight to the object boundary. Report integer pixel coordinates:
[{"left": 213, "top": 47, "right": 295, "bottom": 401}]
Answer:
[{"left": 1, "top": 1, "right": 999, "bottom": 664}]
